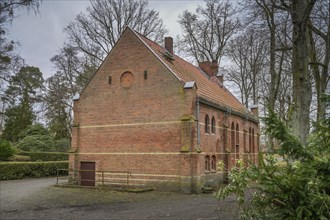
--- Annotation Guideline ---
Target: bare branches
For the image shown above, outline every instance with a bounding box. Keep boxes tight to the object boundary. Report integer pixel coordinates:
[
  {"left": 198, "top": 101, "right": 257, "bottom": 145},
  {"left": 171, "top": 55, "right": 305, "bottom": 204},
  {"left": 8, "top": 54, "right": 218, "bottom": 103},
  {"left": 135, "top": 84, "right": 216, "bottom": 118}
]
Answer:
[
  {"left": 64, "top": 0, "right": 167, "bottom": 65},
  {"left": 225, "top": 28, "right": 268, "bottom": 107},
  {"left": 178, "top": 0, "right": 240, "bottom": 64}
]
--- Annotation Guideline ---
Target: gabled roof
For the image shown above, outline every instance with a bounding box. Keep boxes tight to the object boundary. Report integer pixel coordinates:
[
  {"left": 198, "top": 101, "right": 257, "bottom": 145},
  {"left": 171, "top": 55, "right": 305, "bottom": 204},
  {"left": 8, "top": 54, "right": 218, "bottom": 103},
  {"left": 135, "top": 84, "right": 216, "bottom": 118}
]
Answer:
[{"left": 131, "top": 29, "right": 255, "bottom": 120}]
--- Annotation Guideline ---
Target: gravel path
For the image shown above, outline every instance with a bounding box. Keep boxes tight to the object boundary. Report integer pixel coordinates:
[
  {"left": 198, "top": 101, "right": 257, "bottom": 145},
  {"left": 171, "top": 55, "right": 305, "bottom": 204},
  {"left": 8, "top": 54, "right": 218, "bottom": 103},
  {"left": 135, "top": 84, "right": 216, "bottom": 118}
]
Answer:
[{"left": 0, "top": 178, "right": 239, "bottom": 220}]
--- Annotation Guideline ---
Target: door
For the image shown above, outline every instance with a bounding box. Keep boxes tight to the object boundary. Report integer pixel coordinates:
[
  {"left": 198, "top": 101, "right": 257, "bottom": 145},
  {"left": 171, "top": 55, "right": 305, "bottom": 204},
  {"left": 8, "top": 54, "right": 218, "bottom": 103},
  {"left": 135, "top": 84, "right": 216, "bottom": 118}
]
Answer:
[{"left": 80, "top": 162, "right": 95, "bottom": 187}]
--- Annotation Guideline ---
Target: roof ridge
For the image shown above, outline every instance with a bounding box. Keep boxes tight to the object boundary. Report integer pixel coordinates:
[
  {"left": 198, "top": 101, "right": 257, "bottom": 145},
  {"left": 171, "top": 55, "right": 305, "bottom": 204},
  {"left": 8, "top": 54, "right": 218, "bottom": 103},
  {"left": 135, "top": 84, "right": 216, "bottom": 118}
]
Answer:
[
  {"left": 130, "top": 29, "right": 256, "bottom": 119},
  {"left": 131, "top": 30, "right": 182, "bottom": 82}
]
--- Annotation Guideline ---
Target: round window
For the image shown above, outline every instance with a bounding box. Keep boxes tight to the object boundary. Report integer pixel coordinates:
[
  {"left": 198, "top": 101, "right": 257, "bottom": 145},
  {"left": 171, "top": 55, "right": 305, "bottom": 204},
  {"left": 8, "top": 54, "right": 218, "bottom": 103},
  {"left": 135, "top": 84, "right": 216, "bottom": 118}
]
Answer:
[{"left": 120, "top": 71, "right": 134, "bottom": 88}]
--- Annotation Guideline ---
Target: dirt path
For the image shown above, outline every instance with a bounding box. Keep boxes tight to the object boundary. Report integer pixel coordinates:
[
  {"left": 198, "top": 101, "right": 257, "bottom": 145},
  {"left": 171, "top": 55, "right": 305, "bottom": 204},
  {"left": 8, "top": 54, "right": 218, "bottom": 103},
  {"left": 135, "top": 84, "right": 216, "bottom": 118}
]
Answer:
[{"left": 0, "top": 178, "right": 239, "bottom": 220}]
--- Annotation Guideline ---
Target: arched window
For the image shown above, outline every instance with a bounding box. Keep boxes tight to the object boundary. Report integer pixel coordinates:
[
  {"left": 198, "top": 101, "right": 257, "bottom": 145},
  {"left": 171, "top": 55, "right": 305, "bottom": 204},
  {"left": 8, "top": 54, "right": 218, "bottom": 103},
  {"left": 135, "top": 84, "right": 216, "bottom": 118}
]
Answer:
[
  {"left": 257, "top": 133, "right": 260, "bottom": 150},
  {"left": 249, "top": 127, "right": 252, "bottom": 153},
  {"left": 252, "top": 128, "right": 255, "bottom": 153},
  {"left": 243, "top": 130, "right": 247, "bottom": 152},
  {"left": 205, "top": 155, "right": 210, "bottom": 172},
  {"left": 223, "top": 127, "right": 228, "bottom": 150},
  {"left": 205, "top": 115, "right": 210, "bottom": 133},
  {"left": 231, "top": 122, "right": 235, "bottom": 153},
  {"left": 211, "top": 116, "right": 216, "bottom": 134},
  {"left": 252, "top": 128, "right": 255, "bottom": 163},
  {"left": 243, "top": 130, "right": 248, "bottom": 165},
  {"left": 211, "top": 155, "right": 216, "bottom": 170},
  {"left": 236, "top": 123, "right": 240, "bottom": 160}
]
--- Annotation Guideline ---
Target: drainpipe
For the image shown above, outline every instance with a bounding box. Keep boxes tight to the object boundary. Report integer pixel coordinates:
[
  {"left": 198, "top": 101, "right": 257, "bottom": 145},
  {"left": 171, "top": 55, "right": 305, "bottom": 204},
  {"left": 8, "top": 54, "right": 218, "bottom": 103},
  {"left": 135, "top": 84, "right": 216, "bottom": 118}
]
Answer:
[{"left": 196, "top": 98, "right": 200, "bottom": 145}]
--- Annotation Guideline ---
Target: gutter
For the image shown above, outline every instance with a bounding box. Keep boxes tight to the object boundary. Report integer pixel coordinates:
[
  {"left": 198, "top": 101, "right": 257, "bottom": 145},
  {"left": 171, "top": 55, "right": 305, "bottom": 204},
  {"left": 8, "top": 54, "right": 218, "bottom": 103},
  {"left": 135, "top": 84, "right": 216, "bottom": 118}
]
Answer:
[{"left": 198, "top": 97, "right": 259, "bottom": 124}]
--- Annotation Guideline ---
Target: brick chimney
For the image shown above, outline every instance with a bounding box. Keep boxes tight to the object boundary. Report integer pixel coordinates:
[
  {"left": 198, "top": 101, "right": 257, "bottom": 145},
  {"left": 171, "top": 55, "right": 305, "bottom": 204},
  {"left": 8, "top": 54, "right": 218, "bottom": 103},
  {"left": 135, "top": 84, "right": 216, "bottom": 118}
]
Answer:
[
  {"left": 250, "top": 105, "right": 259, "bottom": 117},
  {"left": 198, "top": 60, "right": 218, "bottom": 77},
  {"left": 165, "top": 37, "right": 173, "bottom": 54},
  {"left": 211, "top": 60, "right": 218, "bottom": 76},
  {"left": 198, "top": 61, "right": 212, "bottom": 76}
]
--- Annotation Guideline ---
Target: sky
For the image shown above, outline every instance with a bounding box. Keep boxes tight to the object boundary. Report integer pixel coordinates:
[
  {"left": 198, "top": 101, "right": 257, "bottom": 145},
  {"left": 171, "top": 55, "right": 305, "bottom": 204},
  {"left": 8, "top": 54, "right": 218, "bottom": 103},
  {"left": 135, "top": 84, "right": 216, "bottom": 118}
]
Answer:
[{"left": 8, "top": 0, "right": 203, "bottom": 79}]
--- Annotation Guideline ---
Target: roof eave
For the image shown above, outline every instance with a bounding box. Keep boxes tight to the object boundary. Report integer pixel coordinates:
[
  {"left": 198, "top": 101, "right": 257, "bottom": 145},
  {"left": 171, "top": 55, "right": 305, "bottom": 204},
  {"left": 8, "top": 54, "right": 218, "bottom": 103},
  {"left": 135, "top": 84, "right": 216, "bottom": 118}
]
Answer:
[
  {"left": 197, "top": 96, "right": 259, "bottom": 124},
  {"left": 131, "top": 29, "right": 183, "bottom": 83}
]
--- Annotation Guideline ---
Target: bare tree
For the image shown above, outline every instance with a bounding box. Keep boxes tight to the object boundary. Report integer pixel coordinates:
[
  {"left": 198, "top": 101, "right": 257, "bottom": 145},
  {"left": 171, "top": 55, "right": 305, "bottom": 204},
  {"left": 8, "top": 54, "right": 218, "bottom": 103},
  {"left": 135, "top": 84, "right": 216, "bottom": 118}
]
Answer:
[
  {"left": 44, "top": 45, "right": 98, "bottom": 138},
  {"left": 274, "top": 0, "right": 316, "bottom": 145},
  {"left": 252, "top": 0, "right": 291, "bottom": 112},
  {"left": 225, "top": 28, "right": 268, "bottom": 108},
  {"left": 64, "top": 0, "right": 167, "bottom": 66},
  {"left": 308, "top": 0, "right": 330, "bottom": 121},
  {"left": 178, "top": 0, "right": 240, "bottom": 64},
  {"left": 234, "top": 0, "right": 293, "bottom": 122},
  {"left": 0, "top": 0, "right": 41, "bottom": 85}
]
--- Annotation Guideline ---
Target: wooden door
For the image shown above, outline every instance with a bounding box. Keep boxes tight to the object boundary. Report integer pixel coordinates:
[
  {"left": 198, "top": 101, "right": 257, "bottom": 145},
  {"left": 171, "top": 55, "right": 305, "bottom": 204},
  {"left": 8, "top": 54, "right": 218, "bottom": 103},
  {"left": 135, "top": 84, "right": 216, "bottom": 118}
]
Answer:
[{"left": 80, "top": 162, "right": 95, "bottom": 187}]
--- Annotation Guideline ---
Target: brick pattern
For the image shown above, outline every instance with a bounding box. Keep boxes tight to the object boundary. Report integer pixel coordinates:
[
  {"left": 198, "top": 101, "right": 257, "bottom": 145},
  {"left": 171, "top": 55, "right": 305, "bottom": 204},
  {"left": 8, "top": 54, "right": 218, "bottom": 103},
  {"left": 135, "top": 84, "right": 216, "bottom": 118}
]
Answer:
[{"left": 70, "top": 28, "right": 259, "bottom": 193}]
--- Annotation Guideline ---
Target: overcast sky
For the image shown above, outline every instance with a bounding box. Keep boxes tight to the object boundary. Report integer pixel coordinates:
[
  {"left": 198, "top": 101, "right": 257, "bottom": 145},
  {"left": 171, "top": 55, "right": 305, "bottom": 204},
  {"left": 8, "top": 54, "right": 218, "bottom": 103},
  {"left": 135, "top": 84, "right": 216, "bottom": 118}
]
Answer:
[{"left": 8, "top": 0, "right": 203, "bottom": 79}]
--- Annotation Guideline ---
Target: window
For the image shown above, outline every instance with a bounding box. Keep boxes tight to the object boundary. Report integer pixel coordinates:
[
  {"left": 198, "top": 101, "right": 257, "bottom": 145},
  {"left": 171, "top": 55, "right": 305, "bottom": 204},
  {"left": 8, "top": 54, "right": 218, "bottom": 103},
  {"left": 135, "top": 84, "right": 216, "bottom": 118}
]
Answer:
[
  {"left": 205, "top": 115, "right": 210, "bottom": 133},
  {"left": 243, "top": 130, "right": 247, "bottom": 152},
  {"left": 252, "top": 128, "right": 255, "bottom": 163},
  {"left": 223, "top": 127, "right": 227, "bottom": 151},
  {"left": 236, "top": 123, "right": 240, "bottom": 160},
  {"left": 243, "top": 130, "right": 248, "bottom": 165},
  {"left": 211, "top": 116, "right": 216, "bottom": 134},
  {"left": 231, "top": 122, "right": 235, "bottom": 153},
  {"left": 205, "top": 155, "right": 210, "bottom": 172},
  {"left": 252, "top": 128, "right": 255, "bottom": 154},
  {"left": 249, "top": 127, "right": 252, "bottom": 153},
  {"left": 120, "top": 71, "right": 134, "bottom": 88},
  {"left": 211, "top": 155, "right": 216, "bottom": 171}
]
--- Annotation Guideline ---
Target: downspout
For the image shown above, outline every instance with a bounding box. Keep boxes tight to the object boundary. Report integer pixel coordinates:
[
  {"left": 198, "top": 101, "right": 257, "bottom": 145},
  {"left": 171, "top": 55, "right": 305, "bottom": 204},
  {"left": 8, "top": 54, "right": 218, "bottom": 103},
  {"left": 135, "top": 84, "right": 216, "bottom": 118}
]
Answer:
[
  {"left": 196, "top": 98, "right": 200, "bottom": 146},
  {"left": 190, "top": 97, "right": 200, "bottom": 193}
]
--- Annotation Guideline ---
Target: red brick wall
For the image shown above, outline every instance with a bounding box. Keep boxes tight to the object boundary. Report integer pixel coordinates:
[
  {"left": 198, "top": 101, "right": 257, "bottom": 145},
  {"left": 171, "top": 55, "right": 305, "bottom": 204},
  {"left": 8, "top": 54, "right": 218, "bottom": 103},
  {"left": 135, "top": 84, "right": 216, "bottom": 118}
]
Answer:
[
  {"left": 70, "top": 29, "right": 197, "bottom": 191},
  {"left": 198, "top": 103, "right": 259, "bottom": 177},
  {"left": 69, "top": 28, "right": 259, "bottom": 192}
]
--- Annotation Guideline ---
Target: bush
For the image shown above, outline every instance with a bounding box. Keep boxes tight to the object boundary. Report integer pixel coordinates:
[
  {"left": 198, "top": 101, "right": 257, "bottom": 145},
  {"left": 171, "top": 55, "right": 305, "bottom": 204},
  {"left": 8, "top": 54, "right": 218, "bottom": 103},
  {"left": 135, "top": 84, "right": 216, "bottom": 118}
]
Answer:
[
  {"left": 15, "top": 125, "right": 71, "bottom": 152},
  {"left": 53, "top": 138, "right": 71, "bottom": 152},
  {"left": 17, "top": 124, "right": 49, "bottom": 140},
  {"left": 16, "top": 124, "right": 57, "bottom": 152},
  {"left": 0, "top": 161, "right": 68, "bottom": 180},
  {"left": 17, "top": 135, "right": 55, "bottom": 152},
  {"left": 216, "top": 111, "right": 330, "bottom": 219},
  {"left": 16, "top": 151, "right": 68, "bottom": 161},
  {"left": 0, "top": 139, "right": 15, "bottom": 161}
]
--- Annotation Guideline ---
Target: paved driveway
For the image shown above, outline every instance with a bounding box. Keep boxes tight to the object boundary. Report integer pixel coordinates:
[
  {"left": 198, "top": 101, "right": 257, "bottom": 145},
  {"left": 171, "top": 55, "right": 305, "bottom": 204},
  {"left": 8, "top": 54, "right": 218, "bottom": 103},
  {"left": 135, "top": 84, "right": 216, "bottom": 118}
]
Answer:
[{"left": 0, "top": 178, "right": 239, "bottom": 220}]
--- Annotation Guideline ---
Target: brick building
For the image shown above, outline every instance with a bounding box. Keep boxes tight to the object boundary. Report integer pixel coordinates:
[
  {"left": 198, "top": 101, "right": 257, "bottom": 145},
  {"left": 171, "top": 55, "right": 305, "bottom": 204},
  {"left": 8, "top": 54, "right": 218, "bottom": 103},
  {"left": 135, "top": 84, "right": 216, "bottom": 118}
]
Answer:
[{"left": 69, "top": 27, "right": 259, "bottom": 193}]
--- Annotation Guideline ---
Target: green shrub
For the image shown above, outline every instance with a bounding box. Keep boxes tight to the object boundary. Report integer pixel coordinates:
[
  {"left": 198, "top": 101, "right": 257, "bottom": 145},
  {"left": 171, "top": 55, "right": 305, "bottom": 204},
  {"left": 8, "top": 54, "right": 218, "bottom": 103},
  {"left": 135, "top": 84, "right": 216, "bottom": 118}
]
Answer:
[
  {"left": 216, "top": 110, "right": 330, "bottom": 219},
  {"left": 17, "top": 135, "right": 55, "bottom": 152},
  {"left": 16, "top": 151, "right": 68, "bottom": 161},
  {"left": 0, "top": 161, "right": 68, "bottom": 180},
  {"left": 17, "top": 124, "right": 50, "bottom": 140},
  {"left": 0, "top": 139, "right": 15, "bottom": 161},
  {"left": 53, "top": 138, "right": 71, "bottom": 152}
]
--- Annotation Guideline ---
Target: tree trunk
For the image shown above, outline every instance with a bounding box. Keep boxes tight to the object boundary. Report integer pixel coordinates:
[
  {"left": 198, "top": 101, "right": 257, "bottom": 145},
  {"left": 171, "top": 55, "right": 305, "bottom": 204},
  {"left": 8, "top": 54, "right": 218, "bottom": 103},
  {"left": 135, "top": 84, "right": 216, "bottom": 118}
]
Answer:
[{"left": 290, "top": 0, "right": 315, "bottom": 145}]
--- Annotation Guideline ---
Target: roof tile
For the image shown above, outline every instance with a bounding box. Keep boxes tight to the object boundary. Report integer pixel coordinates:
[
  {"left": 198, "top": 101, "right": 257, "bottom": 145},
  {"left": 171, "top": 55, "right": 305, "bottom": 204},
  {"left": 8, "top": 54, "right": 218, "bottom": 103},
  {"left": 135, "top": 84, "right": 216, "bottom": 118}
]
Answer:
[{"left": 134, "top": 31, "right": 252, "bottom": 117}]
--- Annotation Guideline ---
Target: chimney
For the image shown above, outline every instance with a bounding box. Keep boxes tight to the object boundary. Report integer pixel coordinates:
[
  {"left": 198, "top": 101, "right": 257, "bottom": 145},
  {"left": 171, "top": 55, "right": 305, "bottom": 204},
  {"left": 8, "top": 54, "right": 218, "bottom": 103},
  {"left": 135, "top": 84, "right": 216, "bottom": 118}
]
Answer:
[
  {"left": 211, "top": 60, "right": 218, "bottom": 76},
  {"left": 165, "top": 37, "right": 173, "bottom": 54},
  {"left": 250, "top": 105, "right": 259, "bottom": 117},
  {"left": 198, "top": 61, "right": 212, "bottom": 76},
  {"left": 198, "top": 60, "right": 218, "bottom": 77},
  {"left": 217, "top": 73, "right": 224, "bottom": 84}
]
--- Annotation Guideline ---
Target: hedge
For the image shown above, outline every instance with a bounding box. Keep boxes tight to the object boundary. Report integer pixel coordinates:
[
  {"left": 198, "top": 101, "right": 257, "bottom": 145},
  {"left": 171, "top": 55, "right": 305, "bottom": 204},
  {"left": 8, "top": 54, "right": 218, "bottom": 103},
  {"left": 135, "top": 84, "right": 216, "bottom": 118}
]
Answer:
[
  {"left": 17, "top": 151, "right": 69, "bottom": 161},
  {"left": 0, "top": 161, "right": 68, "bottom": 180}
]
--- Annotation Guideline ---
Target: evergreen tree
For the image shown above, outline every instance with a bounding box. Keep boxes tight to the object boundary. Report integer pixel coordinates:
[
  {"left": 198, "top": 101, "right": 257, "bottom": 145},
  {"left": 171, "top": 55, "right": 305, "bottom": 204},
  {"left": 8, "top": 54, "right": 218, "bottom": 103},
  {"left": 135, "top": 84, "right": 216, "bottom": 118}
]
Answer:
[{"left": 1, "top": 66, "right": 43, "bottom": 142}]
